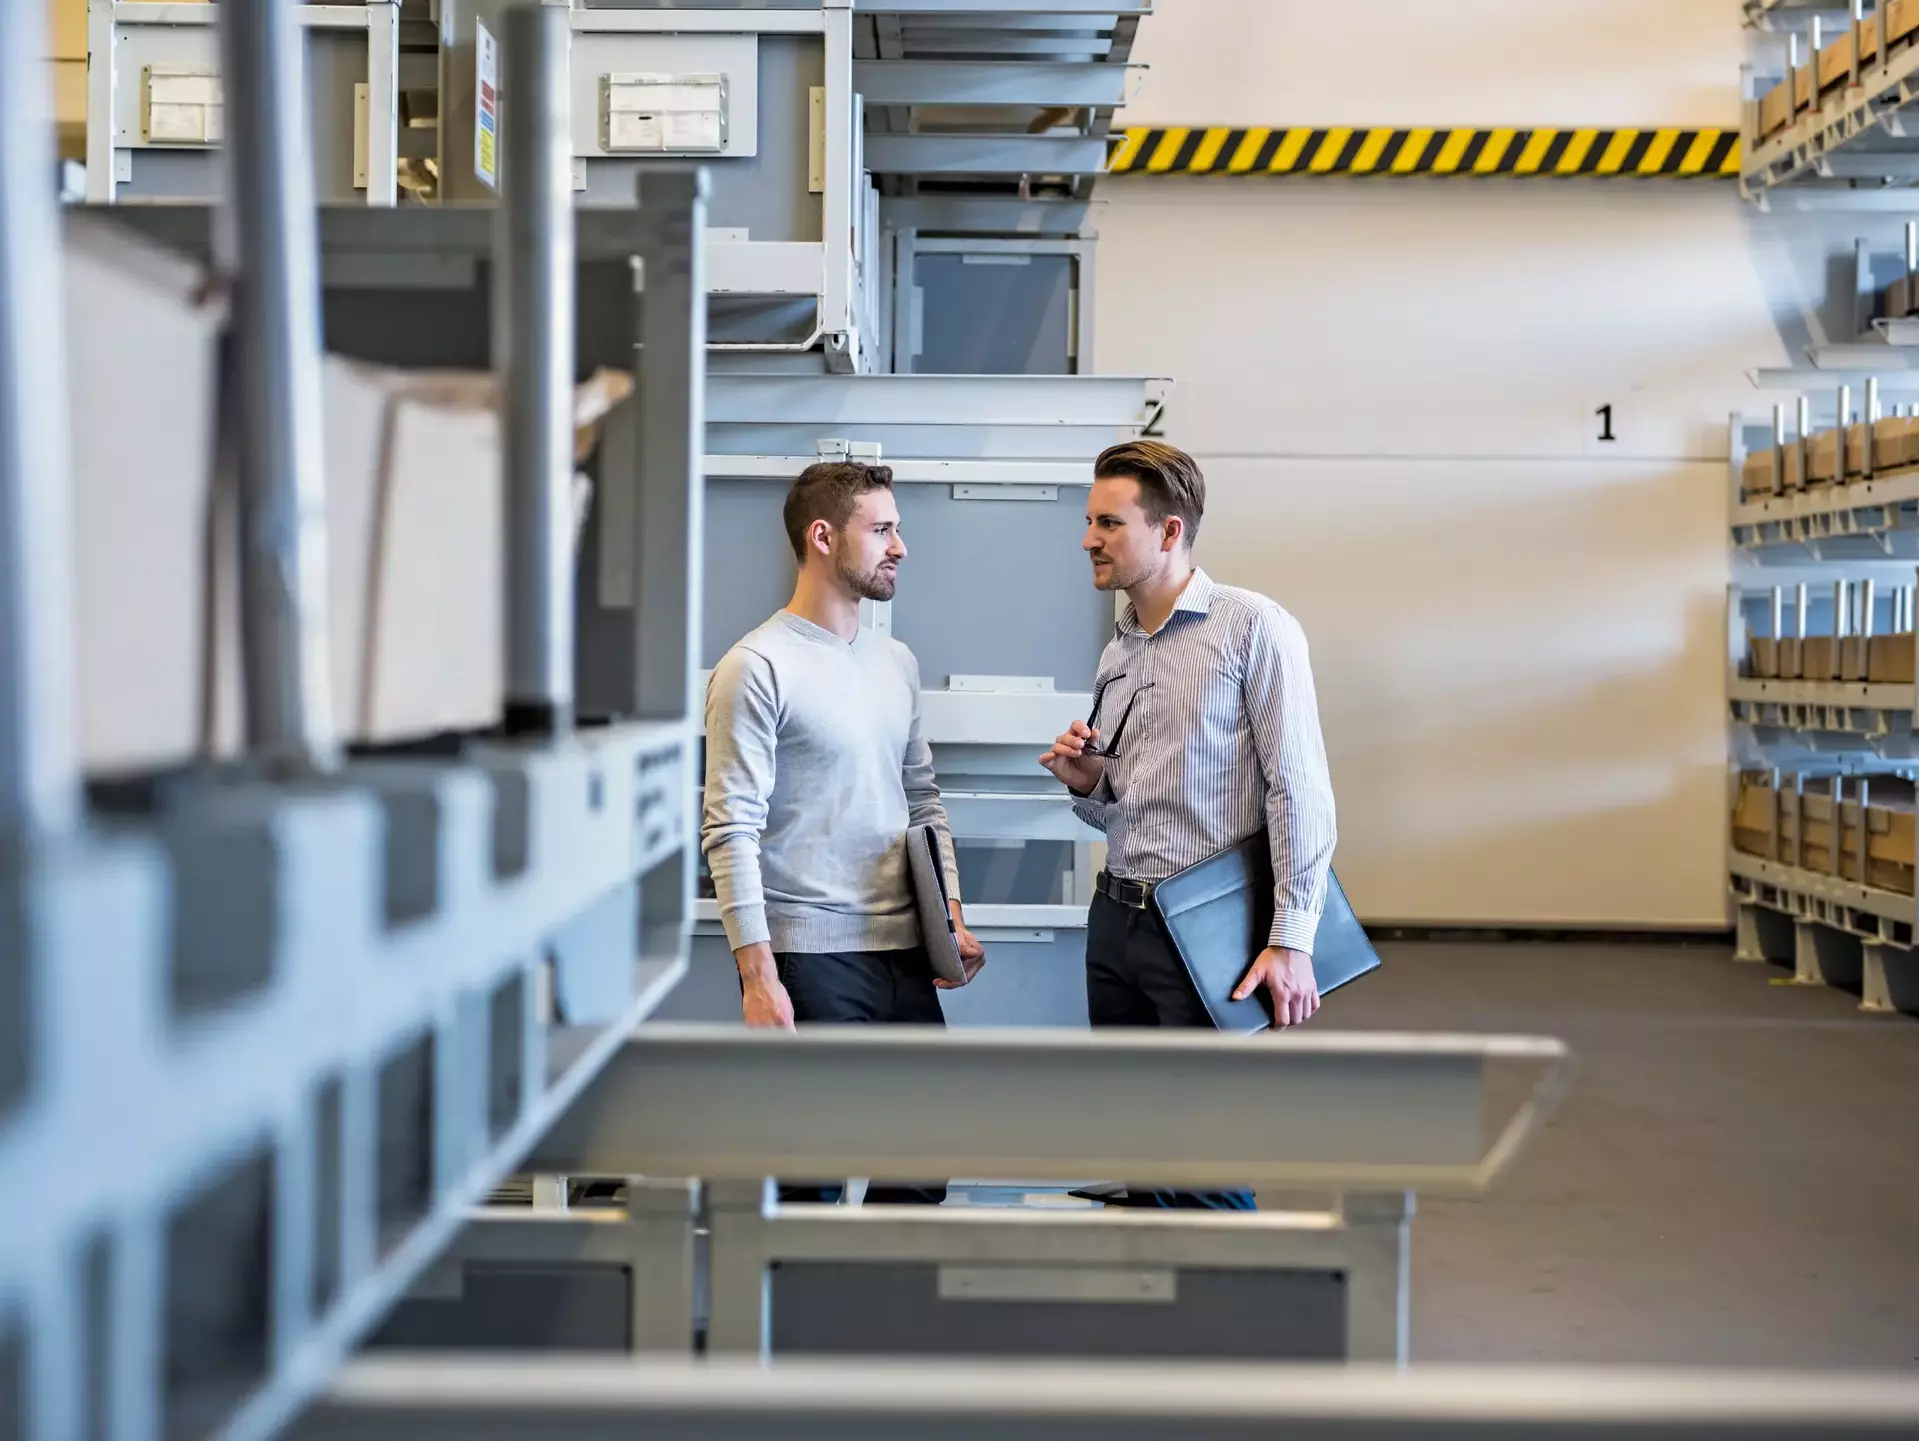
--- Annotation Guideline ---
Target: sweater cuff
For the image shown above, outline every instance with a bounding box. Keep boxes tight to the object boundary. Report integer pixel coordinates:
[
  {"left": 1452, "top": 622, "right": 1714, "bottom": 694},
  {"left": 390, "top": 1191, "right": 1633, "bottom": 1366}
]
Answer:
[
  {"left": 722, "top": 901, "right": 772, "bottom": 952},
  {"left": 1269, "top": 908, "right": 1320, "bottom": 956}
]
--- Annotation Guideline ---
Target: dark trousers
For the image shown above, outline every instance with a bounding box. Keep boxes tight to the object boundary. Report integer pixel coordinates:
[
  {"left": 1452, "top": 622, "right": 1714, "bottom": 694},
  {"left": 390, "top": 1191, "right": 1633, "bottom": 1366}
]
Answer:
[
  {"left": 1085, "top": 890, "right": 1257, "bottom": 1212},
  {"left": 772, "top": 946, "right": 948, "bottom": 1207}
]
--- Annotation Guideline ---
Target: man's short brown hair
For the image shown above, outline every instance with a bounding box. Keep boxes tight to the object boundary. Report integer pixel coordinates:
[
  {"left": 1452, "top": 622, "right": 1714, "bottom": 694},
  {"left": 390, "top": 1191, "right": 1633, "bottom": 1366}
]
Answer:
[
  {"left": 1094, "top": 440, "right": 1206, "bottom": 546},
  {"left": 782, "top": 460, "right": 894, "bottom": 562}
]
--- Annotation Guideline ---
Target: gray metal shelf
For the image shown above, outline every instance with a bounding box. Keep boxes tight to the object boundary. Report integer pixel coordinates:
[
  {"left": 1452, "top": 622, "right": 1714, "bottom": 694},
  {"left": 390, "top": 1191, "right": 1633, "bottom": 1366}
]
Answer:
[
  {"left": 855, "top": 0, "right": 1147, "bottom": 204},
  {"left": 2, "top": 6, "right": 709, "bottom": 1441}
]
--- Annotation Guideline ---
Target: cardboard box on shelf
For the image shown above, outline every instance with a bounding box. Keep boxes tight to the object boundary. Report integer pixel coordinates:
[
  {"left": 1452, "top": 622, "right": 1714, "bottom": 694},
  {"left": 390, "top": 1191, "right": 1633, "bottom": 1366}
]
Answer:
[
  {"left": 1869, "top": 633, "right": 1918, "bottom": 684},
  {"left": 1747, "top": 635, "right": 1781, "bottom": 678},
  {"left": 1801, "top": 635, "right": 1841, "bottom": 680},
  {"left": 1807, "top": 428, "right": 1840, "bottom": 484},
  {"left": 1842, "top": 635, "right": 1872, "bottom": 682},
  {"left": 1779, "top": 637, "right": 1804, "bottom": 678},
  {"left": 64, "top": 212, "right": 224, "bottom": 777},
  {"left": 67, "top": 212, "right": 624, "bottom": 778}
]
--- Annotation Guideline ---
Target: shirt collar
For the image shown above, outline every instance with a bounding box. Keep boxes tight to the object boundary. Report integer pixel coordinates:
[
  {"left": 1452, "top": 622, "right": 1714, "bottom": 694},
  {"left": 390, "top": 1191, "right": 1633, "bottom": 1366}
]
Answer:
[{"left": 1120, "top": 568, "right": 1217, "bottom": 635}]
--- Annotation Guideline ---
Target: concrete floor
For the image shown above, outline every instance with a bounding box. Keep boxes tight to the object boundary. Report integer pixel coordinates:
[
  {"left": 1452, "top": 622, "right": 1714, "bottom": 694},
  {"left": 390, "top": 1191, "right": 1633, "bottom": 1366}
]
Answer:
[{"left": 1326, "top": 938, "right": 1919, "bottom": 1369}]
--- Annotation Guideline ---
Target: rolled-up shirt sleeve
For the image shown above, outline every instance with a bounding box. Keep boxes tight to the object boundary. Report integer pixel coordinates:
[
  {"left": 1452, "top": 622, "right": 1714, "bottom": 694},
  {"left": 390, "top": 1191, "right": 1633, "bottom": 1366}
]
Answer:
[
  {"left": 1069, "top": 772, "right": 1115, "bottom": 833},
  {"left": 1242, "top": 608, "right": 1337, "bottom": 954}
]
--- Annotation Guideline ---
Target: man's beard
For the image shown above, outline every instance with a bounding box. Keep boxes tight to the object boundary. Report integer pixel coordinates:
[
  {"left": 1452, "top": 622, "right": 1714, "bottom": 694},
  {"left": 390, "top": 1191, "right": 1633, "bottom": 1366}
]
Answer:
[
  {"left": 839, "top": 556, "right": 897, "bottom": 602},
  {"left": 1091, "top": 554, "right": 1147, "bottom": 592}
]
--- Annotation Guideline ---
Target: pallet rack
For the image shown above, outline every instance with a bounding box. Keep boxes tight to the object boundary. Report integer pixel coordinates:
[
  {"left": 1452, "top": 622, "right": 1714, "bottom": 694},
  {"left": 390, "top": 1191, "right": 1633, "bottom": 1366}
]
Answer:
[{"left": 1727, "top": 377, "right": 1919, "bottom": 1014}]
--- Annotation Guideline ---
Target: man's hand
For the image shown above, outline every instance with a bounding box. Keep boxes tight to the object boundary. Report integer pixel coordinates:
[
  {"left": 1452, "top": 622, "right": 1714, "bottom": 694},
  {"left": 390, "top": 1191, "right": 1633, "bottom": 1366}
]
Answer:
[
  {"left": 937, "top": 908, "right": 987, "bottom": 990},
  {"left": 1039, "top": 720, "right": 1106, "bottom": 795},
  {"left": 735, "top": 943, "right": 796, "bottom": 1030},
  {"left": 1233, "top": 947, "right": 1320, "bottom": 1029}
]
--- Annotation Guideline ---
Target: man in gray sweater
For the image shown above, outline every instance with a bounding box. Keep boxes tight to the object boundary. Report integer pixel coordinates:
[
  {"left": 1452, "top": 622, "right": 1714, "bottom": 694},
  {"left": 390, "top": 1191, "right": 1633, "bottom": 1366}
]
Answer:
[{"left": 701, "top": 460, "right": 983, "bottom": 1204}]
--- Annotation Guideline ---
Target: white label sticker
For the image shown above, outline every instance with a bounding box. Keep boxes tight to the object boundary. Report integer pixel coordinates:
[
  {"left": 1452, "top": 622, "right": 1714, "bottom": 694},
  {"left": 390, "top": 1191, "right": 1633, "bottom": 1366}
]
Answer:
[
  {"left": 475, "top": 20, "right": 498, "bottom": 189},
  {"left": 609, "top": 111, "right": 665, "bottom": 151},
  {"left": 664, "top": 109, "right": 723, "bottom": 150}
]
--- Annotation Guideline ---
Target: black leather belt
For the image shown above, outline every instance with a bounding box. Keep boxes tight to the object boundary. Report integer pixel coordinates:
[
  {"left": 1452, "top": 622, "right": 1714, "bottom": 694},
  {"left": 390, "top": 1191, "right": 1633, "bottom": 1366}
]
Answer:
[{"left": 1095, "top": 870, "right": 1156, "bottom": 910}]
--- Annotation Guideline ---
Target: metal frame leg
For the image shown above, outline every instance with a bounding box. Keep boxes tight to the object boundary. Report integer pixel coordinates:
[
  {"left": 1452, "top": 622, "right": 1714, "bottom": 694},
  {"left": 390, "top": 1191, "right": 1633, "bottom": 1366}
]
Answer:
[
  {"left": 625, "top": 1179, "right": 701, "bottom": 1354},
  {"left": 220, "top": 0, "right": 338, "bottom": 770},
  {"left": 1342, "top": 1191, "right": 1412, "bottom": 1365},
  {"left": 1861, "top": 941, "right": 1919, "bottom": 1014},
  {"left": 0, "top": 0, "right": 81, "bottom": 841},
  {"left": 498, "top": 3, "right": 577, "bottom": 736},
  {"left": 704, "top": 1178, "right": 773, "bottom": 1357},
  {"left": 1794, "top": 919, "right": 1862, "bottom": 988},
  {"left": 364, "top": 0, "right": 401, "bottom": 206},
  {"left": 632, "top": 168, "right": 709, "bottom": 723},
  {"left": 821, "top": 0, "right": 855, "bottom": 365},
  {"left": 85, "top": 0, "right": 118, "bottom": 202}
]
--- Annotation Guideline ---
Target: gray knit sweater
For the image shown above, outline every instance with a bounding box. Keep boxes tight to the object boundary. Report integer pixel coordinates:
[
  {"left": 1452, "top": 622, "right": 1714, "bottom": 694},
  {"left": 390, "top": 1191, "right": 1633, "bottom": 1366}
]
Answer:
[{"left": 701, "top": 611, "right": 962, "bottom": 955}]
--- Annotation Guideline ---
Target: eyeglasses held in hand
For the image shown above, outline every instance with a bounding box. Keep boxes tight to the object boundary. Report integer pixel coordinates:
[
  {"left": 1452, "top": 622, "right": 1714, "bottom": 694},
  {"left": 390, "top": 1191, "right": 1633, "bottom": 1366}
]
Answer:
[{"left": 1084, "top": 675, "right": 1155, "bottom": 760}]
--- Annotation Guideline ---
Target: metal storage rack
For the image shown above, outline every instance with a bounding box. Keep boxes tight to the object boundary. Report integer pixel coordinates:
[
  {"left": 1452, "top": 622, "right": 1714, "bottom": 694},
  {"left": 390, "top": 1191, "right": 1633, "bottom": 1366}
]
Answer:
[
  {"left": 1738, "top": 0, "right": 1919, "bottom": 202},
  {"left": 85, "top": 0, "right": 405, "bottom": 205},
  {"left": 1726, "top": 381, "right": 1919, "bottom": 1014},
  {"left": 6, "top": 6, "right": 707, "bottom": 1441},
  {"left": 357, "top": 1026, "right": 1574, "bottom": 1367}
]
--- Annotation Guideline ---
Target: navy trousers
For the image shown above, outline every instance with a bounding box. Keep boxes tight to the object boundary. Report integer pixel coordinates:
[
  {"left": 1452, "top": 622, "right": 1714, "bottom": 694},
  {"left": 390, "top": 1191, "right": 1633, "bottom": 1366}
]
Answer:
[
  {"left": 771, "top": 945, "right": 948, "bottom": 1207},
  {"left": 1085, "top": 890, "right": 1257, "bottom": 1212}
]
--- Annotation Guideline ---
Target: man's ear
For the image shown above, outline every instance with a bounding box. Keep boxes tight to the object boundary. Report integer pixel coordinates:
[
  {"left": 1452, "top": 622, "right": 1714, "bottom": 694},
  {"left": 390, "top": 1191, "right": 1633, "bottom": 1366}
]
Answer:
[
  {"left": 1161, "top": 516, "right": 1185, "bottom": 554},
  {"left": 807, "top": 518, "right": 834, "bottom": 559}
]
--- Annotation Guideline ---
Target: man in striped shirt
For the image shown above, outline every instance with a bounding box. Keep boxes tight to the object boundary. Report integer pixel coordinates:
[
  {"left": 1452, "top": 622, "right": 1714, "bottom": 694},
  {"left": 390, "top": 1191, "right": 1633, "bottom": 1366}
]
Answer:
[{"left": 1040, "top": 440, "right": 1337, "bottom": 1209}]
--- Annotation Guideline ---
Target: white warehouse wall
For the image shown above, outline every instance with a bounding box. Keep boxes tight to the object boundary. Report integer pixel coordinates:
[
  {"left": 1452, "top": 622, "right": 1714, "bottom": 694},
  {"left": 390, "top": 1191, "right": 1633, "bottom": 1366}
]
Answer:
[{"left": 1092, "top": 0, "right": 1831, "bottom": 927}]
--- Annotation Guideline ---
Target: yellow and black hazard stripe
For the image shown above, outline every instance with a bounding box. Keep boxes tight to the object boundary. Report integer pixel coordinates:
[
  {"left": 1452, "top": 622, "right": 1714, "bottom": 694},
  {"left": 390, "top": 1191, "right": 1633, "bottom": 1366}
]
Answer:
[{"left": 1107, "top": 127, "right": 1742, "bottom": 178}]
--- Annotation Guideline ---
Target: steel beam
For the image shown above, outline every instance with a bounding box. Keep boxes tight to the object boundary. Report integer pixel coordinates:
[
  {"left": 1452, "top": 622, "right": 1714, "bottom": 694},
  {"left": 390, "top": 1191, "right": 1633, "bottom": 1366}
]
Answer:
[
  {"left": 859, "top": 0, "right": 1151, "bottom": 11},
  {"left": 221, "top": 0, "right": 339, "bottom": 769},
  {"left": 526, "top": 1026, "right": 1570, "bottom": 1192},
  {"left": 632, "top": 168, "right": 709, "bottom": 723},
  {"left": 864, "top": 134, "right": 1110, "bottom": 175},
  {"left": 881, "top": 195, "right": 1092, "bottom": 235},
  {"left": 706, "top": 373, "right": 1155, "bottom": 427},
  {"left": 302, "top": 1359, "right": 1919, "bottom": 1441},
  {"left": 0, "top": 0, "right": 79, "bottom": 839},
  {"left": 854, "top": 60, "right": 1131, "bottom": 107},
  {"left": 498, "top": 4, "right": 576, "bottom": 736}
]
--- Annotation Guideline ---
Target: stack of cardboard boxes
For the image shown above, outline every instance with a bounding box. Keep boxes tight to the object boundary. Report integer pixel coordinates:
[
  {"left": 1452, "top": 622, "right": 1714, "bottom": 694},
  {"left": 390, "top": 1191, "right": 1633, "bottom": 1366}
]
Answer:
[
  {"left": 1740, "top": 411, "right": 1919, "bottom": 500},
  {"left": 1745, "top": 622, "right": 1918, "bottom": 685},
  {"left": 1754, "top": 0, "right": 1919, "bottom": 140},
  {"left": 1733, "top": 770, "right": 1919, "bottom": 897}
]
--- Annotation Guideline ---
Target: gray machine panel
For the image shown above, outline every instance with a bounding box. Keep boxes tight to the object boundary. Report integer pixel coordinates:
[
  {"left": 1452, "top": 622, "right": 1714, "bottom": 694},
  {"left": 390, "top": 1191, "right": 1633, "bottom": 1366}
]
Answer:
[
  {"left": 575, "top": 36, "right": 824, "bottom": 246},
  {"left": 914, "top": 254, "right": 1073, "bottom": 377},
  {"left": 114, "top": 29, "right": 372, "bottom": 204},
  {"left": 698, "top": 479, "right": 1107, "bottom": 690},
  {"left": 370, "top": 1265, "right": 634, "bottom": 1353},
  {"left": 769, "top": 1263, "right": 1346, "bottom": 1362},
  {"left": 890, "top": 484, "right": 1104, "bottom": 690}
]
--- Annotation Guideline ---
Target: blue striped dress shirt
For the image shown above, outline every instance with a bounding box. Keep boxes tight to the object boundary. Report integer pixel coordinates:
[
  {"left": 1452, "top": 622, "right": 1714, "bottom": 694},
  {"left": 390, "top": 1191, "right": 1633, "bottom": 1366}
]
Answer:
[{"left": 1069, "top": 568, "right": 1338, "bottom": 954}]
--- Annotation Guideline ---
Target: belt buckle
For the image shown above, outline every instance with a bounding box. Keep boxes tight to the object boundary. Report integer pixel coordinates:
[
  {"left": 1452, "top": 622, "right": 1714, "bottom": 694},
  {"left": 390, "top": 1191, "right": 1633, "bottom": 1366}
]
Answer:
[{"left": 1107, "top": 873, "right": 1151, "bottom": 910}]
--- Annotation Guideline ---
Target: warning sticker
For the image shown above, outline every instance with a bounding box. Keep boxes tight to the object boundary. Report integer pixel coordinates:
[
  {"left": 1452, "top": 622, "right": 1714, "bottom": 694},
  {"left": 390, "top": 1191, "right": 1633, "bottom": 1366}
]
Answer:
[{"left": 475, "top": 19, "right": 498, "bottom": 190}]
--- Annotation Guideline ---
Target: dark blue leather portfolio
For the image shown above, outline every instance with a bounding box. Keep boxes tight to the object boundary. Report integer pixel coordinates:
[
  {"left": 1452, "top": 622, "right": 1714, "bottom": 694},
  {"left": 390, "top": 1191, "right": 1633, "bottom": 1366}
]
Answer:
[{"left": 1149, "top": 834, "right": 1380, "bottom": 1033}]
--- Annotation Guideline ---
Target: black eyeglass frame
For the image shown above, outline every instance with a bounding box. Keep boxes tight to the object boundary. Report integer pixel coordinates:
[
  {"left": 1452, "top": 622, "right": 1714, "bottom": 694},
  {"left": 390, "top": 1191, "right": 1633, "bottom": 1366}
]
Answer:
[{"left": 1084, "top": 674, "right": 1155, "bottom": 760}]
